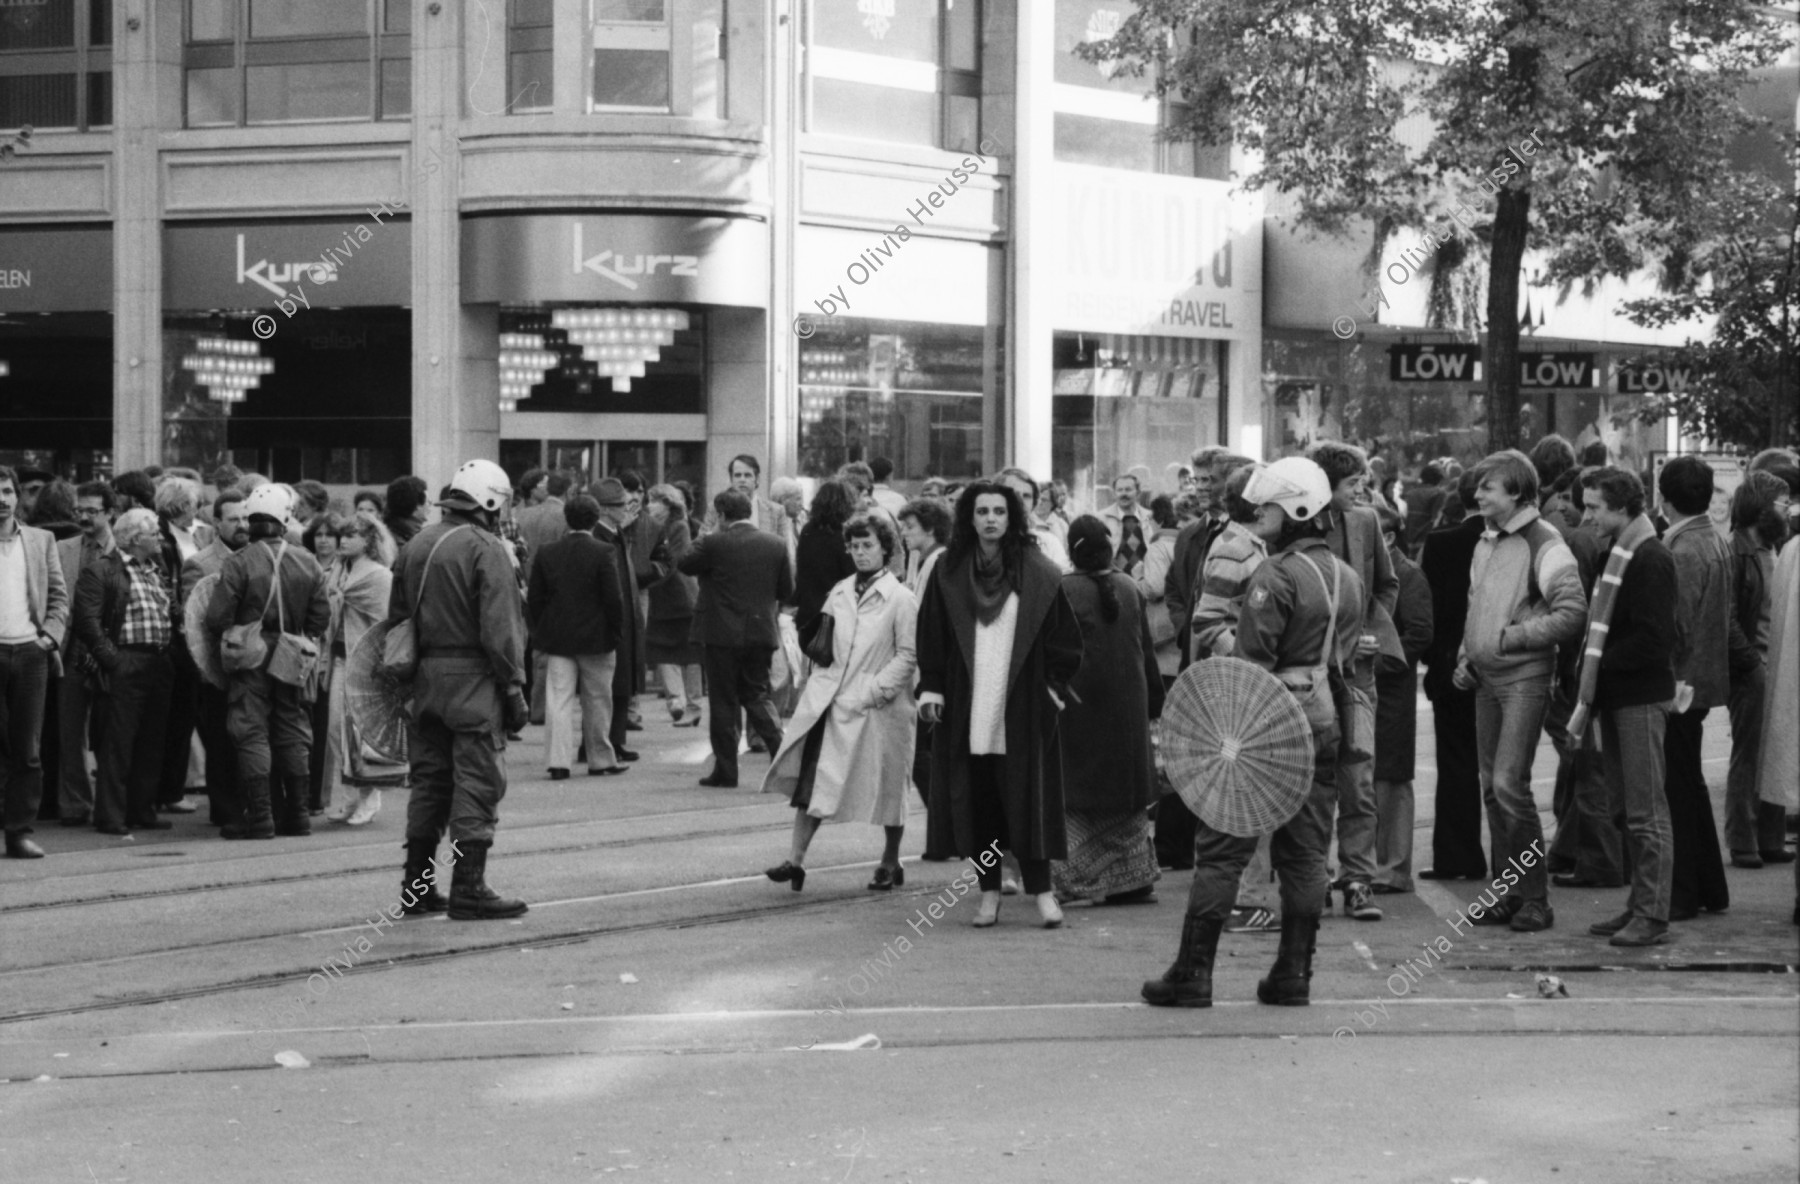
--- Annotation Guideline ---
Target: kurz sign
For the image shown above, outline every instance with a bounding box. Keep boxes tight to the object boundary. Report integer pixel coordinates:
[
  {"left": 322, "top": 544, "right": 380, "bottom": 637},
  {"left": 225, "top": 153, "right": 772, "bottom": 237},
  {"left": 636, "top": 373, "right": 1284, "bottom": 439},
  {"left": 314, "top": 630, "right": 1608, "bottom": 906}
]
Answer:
[{"left": 1389, "top": 343, "right": 1481, "bottom": 383}]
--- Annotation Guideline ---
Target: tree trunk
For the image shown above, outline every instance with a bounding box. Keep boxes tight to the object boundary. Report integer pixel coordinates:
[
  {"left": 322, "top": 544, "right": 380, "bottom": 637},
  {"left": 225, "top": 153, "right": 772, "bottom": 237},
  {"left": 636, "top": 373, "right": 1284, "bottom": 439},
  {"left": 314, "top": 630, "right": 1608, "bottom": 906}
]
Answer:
[{"left": 1485, "top": 186, "right": 1532, "bottom": 452}]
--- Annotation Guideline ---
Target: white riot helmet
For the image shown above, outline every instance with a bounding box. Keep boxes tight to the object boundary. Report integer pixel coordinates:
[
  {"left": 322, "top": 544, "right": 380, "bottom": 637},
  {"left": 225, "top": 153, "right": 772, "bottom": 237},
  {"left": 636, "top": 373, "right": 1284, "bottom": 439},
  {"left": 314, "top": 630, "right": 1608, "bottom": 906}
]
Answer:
[
  {"left": 443, "top": 459, "right": 512, "bottom": 514},
  {"left": 242, "top": 482, "right": 294, "bottom": 525},
  {"left": 1242, "top": 457, "right": 1332, "bottom": 522}
]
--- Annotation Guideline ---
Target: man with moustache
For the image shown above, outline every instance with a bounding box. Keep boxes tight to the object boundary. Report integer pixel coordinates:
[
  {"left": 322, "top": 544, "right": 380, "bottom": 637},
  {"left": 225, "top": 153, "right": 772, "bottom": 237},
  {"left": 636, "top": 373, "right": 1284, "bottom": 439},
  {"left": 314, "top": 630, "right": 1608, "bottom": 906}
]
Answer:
[
  {"left": 588, "top": 479, "right": 645, "bottom": 763},
  {"left": 53, "top": 482, "right": 116, "bottom": 828},
  {"left": 0, "top": 466, "right": 69, "bottom": 858}
]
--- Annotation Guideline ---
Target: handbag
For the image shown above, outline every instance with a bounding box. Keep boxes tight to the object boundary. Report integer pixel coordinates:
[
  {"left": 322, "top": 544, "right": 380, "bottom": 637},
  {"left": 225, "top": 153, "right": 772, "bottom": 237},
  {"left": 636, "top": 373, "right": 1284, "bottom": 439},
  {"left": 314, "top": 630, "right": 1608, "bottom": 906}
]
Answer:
[
  {"left": 263, "top": 545, "right": 322, "bottom": 695},
  {"left": 1298, "top": 551, "right": 1376, "bottom": 763},
  {"left": 380, "top": 526, "right": 466, "bottom": 683},
  {"left": 220, "top": 542, "right": 286, "bottom": 674},
  {"left": 801, "top": 610, "right": 836, "bottom": 668}
]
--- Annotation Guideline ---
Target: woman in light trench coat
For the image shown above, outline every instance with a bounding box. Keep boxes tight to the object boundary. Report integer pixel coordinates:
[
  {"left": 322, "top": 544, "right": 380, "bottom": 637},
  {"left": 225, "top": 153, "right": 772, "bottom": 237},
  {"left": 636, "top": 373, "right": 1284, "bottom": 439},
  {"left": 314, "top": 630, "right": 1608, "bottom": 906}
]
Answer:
[{"left": 762, "top": 514, "right": 919, "bottom": 892}]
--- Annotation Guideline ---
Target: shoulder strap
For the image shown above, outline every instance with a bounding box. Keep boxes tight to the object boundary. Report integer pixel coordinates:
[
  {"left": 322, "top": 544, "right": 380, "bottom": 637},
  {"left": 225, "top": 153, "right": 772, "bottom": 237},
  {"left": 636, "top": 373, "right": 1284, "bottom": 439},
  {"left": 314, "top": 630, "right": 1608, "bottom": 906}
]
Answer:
[
  {"left": 265, "top": 541, "right": 290, "bottom": 633},
  {"left": 1294, "top": 549, "right": 1344, "bottom": 677},
  {"left": 410, "top": 526, "right": 468, "bottom": 617}
]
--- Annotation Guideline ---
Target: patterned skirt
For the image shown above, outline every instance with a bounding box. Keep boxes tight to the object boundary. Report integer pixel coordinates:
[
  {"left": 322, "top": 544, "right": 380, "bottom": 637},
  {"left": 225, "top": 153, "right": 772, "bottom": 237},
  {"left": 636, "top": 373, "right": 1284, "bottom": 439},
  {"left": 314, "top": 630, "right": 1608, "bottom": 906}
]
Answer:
[{"left": 1052, "top": 808, "right": 1162, "bottom": 901}]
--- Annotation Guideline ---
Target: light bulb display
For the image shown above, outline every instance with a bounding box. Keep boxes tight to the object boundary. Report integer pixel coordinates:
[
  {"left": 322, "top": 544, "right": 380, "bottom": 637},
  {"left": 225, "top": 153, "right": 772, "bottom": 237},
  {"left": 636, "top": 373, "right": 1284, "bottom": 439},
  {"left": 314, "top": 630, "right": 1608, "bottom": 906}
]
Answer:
[{"left": 181, "top": 336, "right": 274, "bottom": 409}]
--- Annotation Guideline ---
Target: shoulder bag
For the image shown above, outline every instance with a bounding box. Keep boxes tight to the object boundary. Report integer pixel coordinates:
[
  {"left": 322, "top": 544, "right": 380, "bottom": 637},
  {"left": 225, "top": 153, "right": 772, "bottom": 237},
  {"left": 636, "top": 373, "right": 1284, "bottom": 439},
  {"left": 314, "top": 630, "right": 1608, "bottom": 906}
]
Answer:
[
  {"left": 380, "top": 526, "right": 466, "bottom": 683},
  {"left": 800, "top": 609, "right": 836, "bottom": 668},
  {"left": 220, "top": 542, "right": 286, "bottom": 675},
  {"left": 264, "top": 553, "right": 322, "bottom": 697},
  {"left": 1297, "top": 551, "right": 1376, "bottom": 763}
]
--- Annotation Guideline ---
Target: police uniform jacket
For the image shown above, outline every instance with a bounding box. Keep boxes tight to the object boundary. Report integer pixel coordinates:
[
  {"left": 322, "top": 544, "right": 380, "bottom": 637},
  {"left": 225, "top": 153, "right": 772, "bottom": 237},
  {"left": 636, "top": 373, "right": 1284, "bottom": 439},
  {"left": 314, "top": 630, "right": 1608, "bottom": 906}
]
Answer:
[
  {"left": 204, "top": 537, "right": 330, "bottom": 650},
  {"left": 1236, "top": 536, "right": 1366, "bottom": 680}
]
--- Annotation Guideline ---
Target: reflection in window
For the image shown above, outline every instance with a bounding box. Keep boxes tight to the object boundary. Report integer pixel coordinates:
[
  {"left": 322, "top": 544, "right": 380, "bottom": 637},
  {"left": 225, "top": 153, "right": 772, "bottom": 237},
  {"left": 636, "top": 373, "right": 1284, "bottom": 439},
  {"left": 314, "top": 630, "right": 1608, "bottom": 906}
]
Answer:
[
  {"left": 0, "top": 0, "right": 112, "bottom": 130},
  {"left": 797, "top": 318, "right": 998, "bottom": 485},
  {"left": 807, "top": 0, "right": 981, "bottom": 151},
  {"left": 590, "top": 0, "right": 671, "bottom": 111},
  {"left": 507, "top": 0, "right": 553, "bottom": 112},
  {"left": 183, "top": 0, "right": 409, "bottom": 126}
]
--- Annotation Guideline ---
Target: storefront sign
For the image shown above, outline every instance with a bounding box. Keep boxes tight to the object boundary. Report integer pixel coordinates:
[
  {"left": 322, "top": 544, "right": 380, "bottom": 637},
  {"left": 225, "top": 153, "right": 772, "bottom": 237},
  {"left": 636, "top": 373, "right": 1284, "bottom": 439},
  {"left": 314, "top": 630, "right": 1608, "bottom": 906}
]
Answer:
[
  {"left": 1616, "top": 361, "right": 1693, "bottom": 394},
  {"left": 462, "top": 215, "right": 768, "bottom": 307},
  {"left": 0, "top": 225, "right": 113, "bottom": 312},
  {"left": 1519, "top": 351, "right": 1595, "bottom": 389},
  {"left": 1388, "top": 343, "right": 1481, "bottom": 382},
  {"left": 165, "top": 219, "right": 412, "bottom": 308},
  {"left": 1052, "top": 163, "right": 1259, "bottom": 340}
]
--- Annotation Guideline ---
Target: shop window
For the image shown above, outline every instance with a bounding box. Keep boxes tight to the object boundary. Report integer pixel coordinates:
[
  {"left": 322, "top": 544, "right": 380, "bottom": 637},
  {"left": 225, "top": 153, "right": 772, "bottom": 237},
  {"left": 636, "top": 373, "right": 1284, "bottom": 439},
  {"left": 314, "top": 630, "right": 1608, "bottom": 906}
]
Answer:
[
  {"left": 797, "top": 318, "right": 998, "bottom": 485},
  {"left": 807, "top": 0, "right": 982, "bottom": 152},
  {"left": 1053, "top": 0, "right": 1225, "bottom": 179},
  {"left": 0, "top": 311, "right": 115, "bottom": 478},
  {"left": 1051, "top": 330, "right": 1226, "bottom": 509},
  {"left": 183, "top": 0, "right": 410, "bottom": 126},
  {"left": 497, "top": 308, "right": 706, "bottom": 415},
  {"left": 0, "top": 0, "right": 112, "bottom": 131}
]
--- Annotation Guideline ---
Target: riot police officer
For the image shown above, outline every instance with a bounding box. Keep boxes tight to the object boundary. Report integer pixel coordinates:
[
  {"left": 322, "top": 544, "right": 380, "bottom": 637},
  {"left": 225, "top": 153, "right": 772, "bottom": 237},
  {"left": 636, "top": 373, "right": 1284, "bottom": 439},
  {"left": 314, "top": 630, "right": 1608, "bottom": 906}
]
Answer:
[
  {"left": 1143, "top": 457, "right": 1365, "bottom": 1007},
  {"left": 388, "top": 460, "right": 530, "bottom": 920}
]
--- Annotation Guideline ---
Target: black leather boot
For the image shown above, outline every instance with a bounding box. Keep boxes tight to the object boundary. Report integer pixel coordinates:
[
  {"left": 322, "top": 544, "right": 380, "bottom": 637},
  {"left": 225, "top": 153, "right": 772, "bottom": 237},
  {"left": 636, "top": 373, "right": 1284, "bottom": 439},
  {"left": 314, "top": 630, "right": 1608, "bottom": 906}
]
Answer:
[
  {"left": 448, "top": 839, "right": 529, "bottom": 921},
  {"left": 275, "top": 772, "right": 311, "bottom": 836},
  {"left": 221, "top": 777, "right": 275, "bottom": 840},
  {"left": 1141, "top": 912, "right": 1223, "bottom": 1008},
  {"left": 400, "top": 837, "right": 450, "bottom": 916},
  {"left": 1256, "top": 913, "right": 1320, "bottom": 1006}
]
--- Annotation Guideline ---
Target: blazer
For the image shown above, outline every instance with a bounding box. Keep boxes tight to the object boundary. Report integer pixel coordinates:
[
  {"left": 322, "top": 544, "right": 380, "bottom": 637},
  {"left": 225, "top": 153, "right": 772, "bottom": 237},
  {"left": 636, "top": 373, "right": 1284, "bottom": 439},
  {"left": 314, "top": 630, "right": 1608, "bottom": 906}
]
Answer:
[
  {"left": 6, "top": 522, "right": 69, "bottom": 652},
  {"left": 1418, "top": 515, "right": 1484, "bottom": 700},
  {"left": 526, "top": 531, "right": 625, "bottom": 657},
  {"left": 1325, "top": 503, "right": 1401, "bottom": 664},
  {"left": 679, "top": 520, "right": 794, "bottom": 649},
  {"left": 180, "top": 540, "right": 234, "bottom": 605},
  {"left": 1664, "top": 514, "right": 1738, "bottom": 711},
  {"left": 514, "top": 497, "right": 568, "bottom": 582},
  {"left": 1165, "top": 514, "right": 1224, "bottom": 666},
  {"left": 704, "top": 493, "right": 783, "bottom": 536}
]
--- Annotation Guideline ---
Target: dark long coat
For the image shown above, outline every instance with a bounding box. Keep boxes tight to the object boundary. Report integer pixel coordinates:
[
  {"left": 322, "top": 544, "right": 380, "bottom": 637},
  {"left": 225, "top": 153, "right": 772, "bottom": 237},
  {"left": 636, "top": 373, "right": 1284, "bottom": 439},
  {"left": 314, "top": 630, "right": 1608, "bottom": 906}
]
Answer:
[
  {"left": 918, "top": 545, "right": 1084, "bottom": 861},
  {"left": 1374, "top": 551, "right": 1434, "bottom": 783},
  {"left": 1058, "top": 570, "right": 1163, "bottom": 813}
]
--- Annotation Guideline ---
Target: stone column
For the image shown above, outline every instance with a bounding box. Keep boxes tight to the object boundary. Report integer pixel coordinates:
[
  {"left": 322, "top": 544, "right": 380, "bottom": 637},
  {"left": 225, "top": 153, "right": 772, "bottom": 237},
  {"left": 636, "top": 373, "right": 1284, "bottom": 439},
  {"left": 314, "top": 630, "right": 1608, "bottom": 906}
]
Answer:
[{"left": 1006, "top": 0, "right": 1054, "bottom": 479}]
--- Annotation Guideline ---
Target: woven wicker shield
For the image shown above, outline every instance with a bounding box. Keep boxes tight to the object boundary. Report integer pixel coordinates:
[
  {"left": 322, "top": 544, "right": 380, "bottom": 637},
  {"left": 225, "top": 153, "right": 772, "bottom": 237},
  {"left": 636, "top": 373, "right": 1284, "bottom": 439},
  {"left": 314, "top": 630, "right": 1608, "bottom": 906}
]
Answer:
[
  {"left": 1161, "top": 657, "right": 1315, "bottom": 838},
  {"left": 183, "top": 572, "right": 227, "bottom": 690},
  {"left": 344, "top": 621, "right": 411, "bottom": 763}
]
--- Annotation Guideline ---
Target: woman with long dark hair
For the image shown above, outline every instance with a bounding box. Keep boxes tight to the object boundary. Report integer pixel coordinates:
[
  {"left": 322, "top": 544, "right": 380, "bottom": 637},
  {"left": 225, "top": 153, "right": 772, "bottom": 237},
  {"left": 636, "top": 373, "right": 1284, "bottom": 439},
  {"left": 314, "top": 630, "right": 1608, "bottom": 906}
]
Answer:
[
  {"left": 1055, "top": 516, "right": 1163, "bottom": 904},
  {"left": 917, "top": 480, "right": 1084, "bottom": 928},
  {"left": 794, "top": 479, "right": 860, "bottom": 642},
  {"left": 1725, "top": 470, "right": 1793, "bottom": 868}
]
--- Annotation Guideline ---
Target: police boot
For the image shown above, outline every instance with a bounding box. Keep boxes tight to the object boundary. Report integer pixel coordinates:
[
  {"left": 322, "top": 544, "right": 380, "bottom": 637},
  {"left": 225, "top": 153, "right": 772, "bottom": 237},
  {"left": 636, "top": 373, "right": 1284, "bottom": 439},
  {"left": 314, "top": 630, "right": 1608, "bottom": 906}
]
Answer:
[
  {"left": 1256, "top": 914, "right": 1320, "bottom": 1006},
  {"left": 275, "top": 773, "right": 312, "bottom": 837},
  {"left": 448, "top": 840, "right": 529, "bottom": 921},
  {"left": 400, "top": 837, "right": 450, "bottom": 916},
  {"left": 1141, "top": 911, "right": 1222, "bottom": 1008},
  {"left": 221, "top": 777, "right": 275, "bottom": 840}
]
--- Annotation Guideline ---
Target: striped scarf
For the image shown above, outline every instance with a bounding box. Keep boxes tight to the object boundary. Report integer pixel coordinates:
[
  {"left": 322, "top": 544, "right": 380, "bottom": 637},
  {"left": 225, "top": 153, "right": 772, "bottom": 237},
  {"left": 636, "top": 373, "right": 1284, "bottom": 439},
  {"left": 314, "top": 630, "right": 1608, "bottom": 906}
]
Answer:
[{"left": 1566, "top": 513, "right": 1657, "bottom": 740}]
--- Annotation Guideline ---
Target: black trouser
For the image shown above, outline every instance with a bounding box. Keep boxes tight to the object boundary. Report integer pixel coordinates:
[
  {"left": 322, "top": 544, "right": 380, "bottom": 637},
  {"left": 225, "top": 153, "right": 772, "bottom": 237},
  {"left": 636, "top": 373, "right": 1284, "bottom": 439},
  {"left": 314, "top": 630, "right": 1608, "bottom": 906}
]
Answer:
[
  {"left": 306, "top": 679, "right": 331, "bottom": 811},
  {"left": 95, "top": 648, "right": 172, "bottom": 830},
  {"left": 1664, "top": 706, "right": 1730, "bottom": 912},
  {"left": 195, "top": 681, "right": 238, "bottom": 824},
  {"left": 157, "top": 644, "right": 201, "bottom": 806},
  {"left": 1428, "top": 686, "right": 1487, "bottom": 877},
  {"left": 35, "top": 666, "right": 60, "bottom": 821},
  {"left": 607, "top": 640, "right": 634, "bottom": 754},
  {"left": 702, "top": 643, "right": 784, "bottom": 784},
  {"left": 968, "top": 755, "right": 1050, "bottom": 894},
  {"left": 1, "top": 641, "right": 50, "bottom": 835}
]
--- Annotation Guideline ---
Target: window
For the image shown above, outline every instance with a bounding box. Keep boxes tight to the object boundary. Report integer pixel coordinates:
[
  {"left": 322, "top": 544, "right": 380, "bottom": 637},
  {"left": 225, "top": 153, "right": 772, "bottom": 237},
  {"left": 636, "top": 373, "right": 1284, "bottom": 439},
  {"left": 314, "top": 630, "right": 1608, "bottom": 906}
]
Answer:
[
  {"left": 184, "top": 0, "right": 410, "bottom": 126},
  {"left": 0, "top": 0, "right": 112, "bottom": 131},
  {"left": 806, "top": 0, "right": 982, "bottom": 151},
  {"left": 585, "top": 0, "right": 724, "bottom": 117},
  {"left": 507, "top": 0, "right": 553, "bottom": 113},
  {"left": 1053, "top": 0, "right": 1226, "bottom": 178}
]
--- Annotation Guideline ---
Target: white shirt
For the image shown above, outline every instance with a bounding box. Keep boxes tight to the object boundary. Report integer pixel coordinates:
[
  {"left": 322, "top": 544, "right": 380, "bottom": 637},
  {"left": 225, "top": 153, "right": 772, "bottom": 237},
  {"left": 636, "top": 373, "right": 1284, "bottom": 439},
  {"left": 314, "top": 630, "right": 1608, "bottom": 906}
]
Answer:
[
  {"left": 968, "top": 591, "right": 1019, "bottom": 756},
  {"left": 0, "top": 532, "right": 35, "bottom": 643}
]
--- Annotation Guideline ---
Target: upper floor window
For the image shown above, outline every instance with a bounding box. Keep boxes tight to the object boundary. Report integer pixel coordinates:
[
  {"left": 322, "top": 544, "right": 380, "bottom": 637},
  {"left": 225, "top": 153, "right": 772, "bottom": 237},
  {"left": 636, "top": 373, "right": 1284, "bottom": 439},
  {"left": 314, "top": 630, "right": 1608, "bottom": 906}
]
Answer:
[
  {"left": 184, "top": 0, "right": 410, "bottom": 127},
  {"left": 507, "top": 0, "right": 554, "bottom": 113},
  {"left": 806, "top": 0, "right": 982, "bottom": 152},
  {"left": 586, "top": 0, "right": 725, "bottom": 117},
  {"left": 1056, "top": 0, "right": 1225, "bottom": 178},
  {"left": 0, "top": 0, "right": 112, "bottom": 131}
]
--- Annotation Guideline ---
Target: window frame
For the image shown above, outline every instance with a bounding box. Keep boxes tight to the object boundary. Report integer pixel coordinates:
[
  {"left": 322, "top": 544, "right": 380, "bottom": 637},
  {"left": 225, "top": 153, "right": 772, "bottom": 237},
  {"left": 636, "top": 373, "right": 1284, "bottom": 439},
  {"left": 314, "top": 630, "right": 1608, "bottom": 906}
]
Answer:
[
  {"left": 182, "top": 0, "right": 411, "bottom": 128},
  {"left": 0, "top": 0, "right": 113, "bottom": 132},
  {"left": 801, "top": 0, "right": 983, "bottom": 152}
]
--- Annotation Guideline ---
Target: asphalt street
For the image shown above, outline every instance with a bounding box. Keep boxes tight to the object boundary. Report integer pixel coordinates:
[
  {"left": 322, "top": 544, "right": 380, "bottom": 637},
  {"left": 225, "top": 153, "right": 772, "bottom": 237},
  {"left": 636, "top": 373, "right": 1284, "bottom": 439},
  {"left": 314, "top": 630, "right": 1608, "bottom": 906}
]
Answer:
[{"left": 2, "top": 696, "right": 1795, "bottom": 1183}]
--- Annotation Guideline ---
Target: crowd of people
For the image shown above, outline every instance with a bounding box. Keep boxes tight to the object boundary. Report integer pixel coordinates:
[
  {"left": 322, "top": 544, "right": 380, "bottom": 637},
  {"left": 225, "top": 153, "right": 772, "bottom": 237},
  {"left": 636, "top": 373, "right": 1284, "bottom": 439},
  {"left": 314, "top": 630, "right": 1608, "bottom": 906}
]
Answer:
[{"left": 1, "top": 437, "right": 1795, "bottom": 995}]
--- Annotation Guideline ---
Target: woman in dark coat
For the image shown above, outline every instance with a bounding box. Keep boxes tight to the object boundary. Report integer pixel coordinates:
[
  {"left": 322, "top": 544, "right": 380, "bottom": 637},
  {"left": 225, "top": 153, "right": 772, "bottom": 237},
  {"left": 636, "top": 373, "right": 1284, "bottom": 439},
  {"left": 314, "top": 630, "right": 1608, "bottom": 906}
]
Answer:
[
  {"left": 793, "top": 479, "right": 859, "bottom": 639},
  {"left": 1372, "top": 507, "right": 1434, "bottom": 893},
  {"left": 917, "top": 480, "right": 1084, "bottom": 929},
  {"left": 1054, "top": 516, "right": 1165, "bottom": 904},
  {"left": 642, "top": 484, "right": 704, "bottom": 726}
]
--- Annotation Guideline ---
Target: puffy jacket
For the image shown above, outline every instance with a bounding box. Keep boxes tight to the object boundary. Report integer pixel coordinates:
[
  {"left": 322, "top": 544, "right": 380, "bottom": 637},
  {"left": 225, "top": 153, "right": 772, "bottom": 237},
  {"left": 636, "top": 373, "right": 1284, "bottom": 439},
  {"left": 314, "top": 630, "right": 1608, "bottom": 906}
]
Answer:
[{"left": 1461, "top": 507, "right": 1586, "bottom": 685}]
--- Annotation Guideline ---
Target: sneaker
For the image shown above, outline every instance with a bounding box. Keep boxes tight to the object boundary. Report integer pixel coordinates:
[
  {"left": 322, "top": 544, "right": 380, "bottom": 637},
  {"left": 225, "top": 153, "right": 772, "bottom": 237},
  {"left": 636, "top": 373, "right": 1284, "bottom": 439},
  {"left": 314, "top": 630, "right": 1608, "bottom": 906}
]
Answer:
[
  {"left": 1471, "top": 899, "right": 1521, "bottom": 926},
  {"left": 1224, "top": 905, "right": 1280, "bottom": 933},
  {"left": 1609, "top": 917, "right": 1672, "bottom": 947},
  {"left": 1343, "top": 881, "right": 1382, "bottom": 921},
  {"left": 1509, "top": 899, "right": 1554, "bottom": 932}
]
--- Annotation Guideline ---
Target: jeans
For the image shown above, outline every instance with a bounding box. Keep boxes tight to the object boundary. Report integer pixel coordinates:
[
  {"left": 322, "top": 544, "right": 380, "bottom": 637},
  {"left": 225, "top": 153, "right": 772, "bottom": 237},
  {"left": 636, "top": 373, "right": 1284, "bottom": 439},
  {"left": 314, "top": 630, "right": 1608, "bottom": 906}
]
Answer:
[
  {"left": 1373, "top": 778, "right": 1415, "bottom": 891},
  {"left": 1547, "top": 688, "right": 1624, "bottom": 884},
  {"left": 1187, "top": 722, "right": 1338, "bottom": 923},
  {"left": 1724, "top": 665, "right": 1785, "bottom": 854},
  {"left": 1474, "top": 674, "right": 1551, "bottom": 904},
  {"left": 1332, "top": 664, "right": 1377, "bottom": 885},
  {"left": 1237, "top": 835, "right": 1278, "bottom": 908},
  {"left": 1600, "top": 701, "right": 1673, "bottom": 922},
  {"left": 657, "top": 662, "right": 704, "bottom": 715},
  {"left": 0, "top": 641, "right": 50, "bottom": 834},
  {"left": 545, "top": 652, "right": 618, "bottom": 771},
  {"left": 96, "top": 648, "right": 172, "bottom": 829}
]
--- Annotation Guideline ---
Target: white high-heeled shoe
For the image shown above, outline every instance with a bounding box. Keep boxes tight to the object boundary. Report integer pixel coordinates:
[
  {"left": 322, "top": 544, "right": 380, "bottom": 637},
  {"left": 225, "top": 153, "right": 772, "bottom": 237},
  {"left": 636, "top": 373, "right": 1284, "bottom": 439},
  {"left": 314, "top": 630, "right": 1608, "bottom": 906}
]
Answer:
[
  {"left": 345, "top": 788, "right": 382, "bottom": 826},
  {"left": 972, "top": 890, "right": 1001, "bottom": 928},
  {"left": 1036, "top": 892, "right": 1064, "bottom": 929}
]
